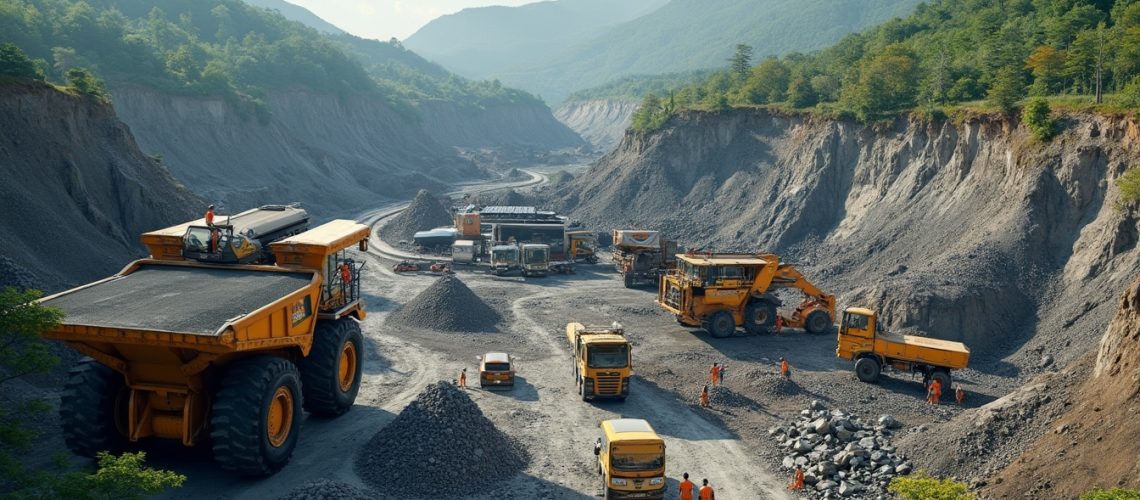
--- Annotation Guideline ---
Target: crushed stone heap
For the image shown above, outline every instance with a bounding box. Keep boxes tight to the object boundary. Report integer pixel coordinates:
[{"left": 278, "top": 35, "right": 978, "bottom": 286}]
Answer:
[
  {"left": 354, "top": 381, "right": 528, "bottom": 497},
  {"left": 769, "top": 401, "right": 913, "bottom": 498},
  {"left": 382, "top": 189, "right": 453, "bottom": 243},
  {"left": 387, "top": 275, "right": 501, "bottom": 332},
  {"left": 279, "top": 480, "right": 374, "bottom": 500}
]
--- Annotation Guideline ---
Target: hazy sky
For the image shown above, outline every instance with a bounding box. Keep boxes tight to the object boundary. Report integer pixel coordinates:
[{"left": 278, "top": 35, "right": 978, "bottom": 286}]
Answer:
[{"left": 286, "top": 0, "right": 536, "bottom": 40}]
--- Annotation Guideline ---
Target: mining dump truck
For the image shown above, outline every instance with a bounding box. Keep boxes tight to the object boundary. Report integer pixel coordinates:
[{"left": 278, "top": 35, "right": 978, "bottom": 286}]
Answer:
[
  {"left": 39, "top": 216, "right": 371, "bottom": 476},
  {"left": 566, "top": 230, "right": 598, "bottom": 264},
  {"left": 594, "top": 419, "right": 666, "bottom": 500},
  {"left": 837, "top": 307, "right": 970, "bottom": 394},
  {"left": 567, "top": 322, "right": 632, "bottom": 401},
  {"left": 612, "top": 230, "right": 677, "bottom": 288},
  {"left": 656, "top": 252, "right": 835, "bottom": 338},
  {"left": 172, "top": 204, "right": 310, "bottom": 264}
]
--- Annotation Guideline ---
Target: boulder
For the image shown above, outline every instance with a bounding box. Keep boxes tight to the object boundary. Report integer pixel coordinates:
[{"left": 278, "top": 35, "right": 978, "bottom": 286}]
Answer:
[{"left": 816, "top": 480, "right": 838, "bottom": 491}]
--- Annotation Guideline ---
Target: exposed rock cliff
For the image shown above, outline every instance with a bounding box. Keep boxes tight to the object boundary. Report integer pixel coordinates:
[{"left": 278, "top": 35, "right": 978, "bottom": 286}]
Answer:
[
  {"left": 108, "top": 85, "right": 481, "bottom": 216},
  {"left": 0, "top": 82, "right": 199, "bottom": 291},
  {"left": 418, "top": 100, "right": 585, "bottom": 149},
  {"left": 556, "top": 109, "right": 1140, "bottom": 365},
  {"left": 554, "top": 98, "right": 639, "bottom": 151}
]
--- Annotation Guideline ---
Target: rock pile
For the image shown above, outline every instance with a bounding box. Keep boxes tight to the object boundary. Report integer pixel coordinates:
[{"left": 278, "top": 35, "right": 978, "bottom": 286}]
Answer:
[
  {"left": 382, "top": 190, "right": 453, "bottom": 244},
  {"left": 354, "top": 381, "right": 528, "bottom": 497},
  {"left": 770, "top": 401, "right": 913, "bottom": 498},
  {"left": 279, "top": 480, "right": 374, "bottom": 500},
  {"left": 744, "top": 369, "right": 802, "bottom": 398},
  {"left": 387, "top": 275, "right": 501, "bottom": 332}
]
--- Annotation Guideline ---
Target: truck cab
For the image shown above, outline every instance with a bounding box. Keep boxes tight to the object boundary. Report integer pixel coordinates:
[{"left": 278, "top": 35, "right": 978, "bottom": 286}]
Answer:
[
  {"left": 490, "top": 244, "right": 520, "bottom": 275},
  {"left": 521, "top": 243, "right": 550, "bottom": 277},
  {"left": 478, "top": 352, "right": 515, "bottom": 388},
  {"left": 567, "top": 322, "right": 632, "bottom": 401},
  {"left": 566, "top": 230, "right": 598, "bottom": 264},
  {"left": 838, "top": 307, "right": 970, "bottom": 393},
  {"left": 594, "top": 419, "right": 666, "bottom": 500}
]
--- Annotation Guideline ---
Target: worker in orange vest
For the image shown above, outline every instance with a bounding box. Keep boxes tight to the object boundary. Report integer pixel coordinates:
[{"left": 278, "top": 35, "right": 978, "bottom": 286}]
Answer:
[
  {"left": 458, "top": 368, "right": 467, "bottom": 389},
  {"left": 709, "top": 363, "right": 721, "bottom": 385},
  {"left": 775, "top": 315, "right": 783, "bottom": 334},
  {"left": 780, "top": 357, "right": 790, "bottom": 379},
  {"left": 788, "top": 465, "right": 805, "bottom": 490},
  {"left": 698, "top": 478, "right": 715, "bottom": 500},
  {"left": 679, "top": 472, "right": 696, "bottom": 500},
  {"left": 204, "top": 204, "right": 215, "bottom": 226},
  {"left": 699, "top": 385, "right": 710, "bottom": 408},
  {"left": 209, "top": 227, "right": 220, "bottom": 254},
  {"left": 955, "top": 384, "right": 965, "bottom": 406},
  {"left": 340, "top": 262, "right": 352, "bottom": 284},
  {"left": 927, "top": 378, "right": 942, "bottom": 405}
]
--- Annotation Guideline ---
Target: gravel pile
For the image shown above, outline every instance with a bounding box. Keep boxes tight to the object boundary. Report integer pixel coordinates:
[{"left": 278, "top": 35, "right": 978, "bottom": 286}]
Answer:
[
  {"left": 474, "top": 189, "right": 530, "bottom": 207},
  {"left": 744, "top": 369, "right": 802, "bottom": 398},
  {"left": 769, "top": 401, "right": 913, "bottom": 498},
  {"left": 708, "top": 386, "right": 761, "bottom": 410},
  {"left": 386, "top": 275, "right": 501, "bottom": 332},
  {"left": 382, "top": 190, "right": 453, "bottom": 244},
  {"left": 354, "top": 381, "right": 528, "bottom": 497},
  {"left": 279, "top": 480, "right": 374, "bottom": 500}
]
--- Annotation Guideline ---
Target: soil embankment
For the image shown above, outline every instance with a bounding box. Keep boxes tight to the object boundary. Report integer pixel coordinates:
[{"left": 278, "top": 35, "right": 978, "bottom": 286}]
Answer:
[
  {"left": 0, "top": 81, "right": 199, "bottom": 291},
  {"left": 418, "top": 100, "right": 586, "bottom": 150},
  {"left": 556, "top": 109, "right": 1140, "bottom": 368},
  {"left": 554, "top": 97, "right": 640, "bottom": 151}
]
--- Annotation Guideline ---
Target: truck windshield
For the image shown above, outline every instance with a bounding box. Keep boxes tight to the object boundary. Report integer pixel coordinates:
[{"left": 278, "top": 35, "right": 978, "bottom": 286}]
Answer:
[
  {"left": 525, "top": 248, "right": 547, "bottom": 261},
  {"left": 587, "top": 345, "right": 629, "bottom": 368},
  {"left": 183, "top": 226, "right": 213, "bottom": 252},
  {"left": 611, "top": 453, "right": 663, "bottom": 472},
  {"left": 483, "top": 362, "right": 510, "bottom": 371},
  {"left": 845, "top": 313, "right": 869, "bottom": 330},
  {"left": 494, "top": 249, "right": 518, "bottom": 261}
]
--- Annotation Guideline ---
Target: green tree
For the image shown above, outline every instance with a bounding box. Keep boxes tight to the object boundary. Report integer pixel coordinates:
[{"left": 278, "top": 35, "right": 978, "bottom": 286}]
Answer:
[
  {"left": 1118, "top": 76, "right": 1140, "bottom": 108},
  {"left": 1026, "top": 45, "right": 1066, "bottom": 95},
  {"left": 79, "top": 451, "right": 187, "bottom": 500},
  {"left": 65, "top": 67, "right": 109, "bottom": 101},
  {"left": 787, "top": 73, "right": 817, "bottom": 108},
  {"left": 0, "top": 43, "right": 42, "bottom": 80},
  {"left": 988, "top": 64, "right": 1025, "bottom": 113},
  {"left": 842, "top": 43, "right": 920, "bottom": 119},
  {"left": 1023, "top": 98, "right": 1055, "bottom": 141},
  {"left": 740, "top": 57, "right": 791, "bottom": 104},
  {"left": 888, "top": 471, "right": 975, "bottom": 500},
  {"left": 728, "top": 43, "right": 753, "bottom": 82}
]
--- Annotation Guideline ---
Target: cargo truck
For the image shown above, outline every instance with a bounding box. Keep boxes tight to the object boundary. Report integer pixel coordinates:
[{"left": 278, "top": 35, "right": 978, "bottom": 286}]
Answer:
[
  {"left": 594, "top": 419, "right": 666, "bottom": 500},
  {"left": 567, "top": 322, "right": 632, "bottom": 401},
  {"left": 837, "top": 307, "right": 970, "bottom": 396},
  {"left": 612, "top": 230, "right": 677, "bottom": 288},
  {"left": 40, "top": 211, "right": 371, "bottom": 476},
  {"left": 521, "top": 243, "right": 550, "bottom": 277},
  {"left": 490, "top": 244, "right": 520, "bottom": 275}
]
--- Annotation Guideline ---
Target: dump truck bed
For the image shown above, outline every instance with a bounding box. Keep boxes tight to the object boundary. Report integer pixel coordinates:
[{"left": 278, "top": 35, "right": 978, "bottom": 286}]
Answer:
[
  {"left": 876, "top": 332, "right": 970, "bottom": 370},
  {"left": 43, "top": 263, "right": 314, "bottom": 336}
]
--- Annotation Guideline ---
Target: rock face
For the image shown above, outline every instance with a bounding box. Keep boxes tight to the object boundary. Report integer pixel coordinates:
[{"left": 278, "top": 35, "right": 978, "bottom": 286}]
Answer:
[
  {"left": 554, "top": 98, "right": 640, "bottom": 151},
  {"left": 381, "top": 190, "right": 454, "bottom": 244},
  {"left": 554, "top": 108, "right": 1140, "bottom": 362},
  {"left": 108, "top": 85, "right": 481, "bottom": 216},
  {"left": 354, "top": 381, "right": 527, "bottom": 497},
  {"left": 418, "top": 101, "right": 585, "bottom": 149},
  {"left": 387, "top": 275, "right": 502, "bottom": 332},
  {"left": 0, "top": 81, "right": 200, "bottom": 291}
]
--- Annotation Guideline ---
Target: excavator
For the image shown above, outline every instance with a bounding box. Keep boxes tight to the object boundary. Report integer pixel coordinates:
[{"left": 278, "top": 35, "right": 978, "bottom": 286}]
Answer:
[{"left": 656, "top": 252, "right": 835, "bottom": 338}]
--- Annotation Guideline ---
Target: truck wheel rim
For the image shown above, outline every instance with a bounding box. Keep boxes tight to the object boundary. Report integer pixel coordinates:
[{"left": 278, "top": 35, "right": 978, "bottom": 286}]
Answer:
[
  {"left": 339, "top": 341, "right": 358, "bottom": 392},
  {"left": 267, "top": 387, "right": 294, "bottom": 448}
]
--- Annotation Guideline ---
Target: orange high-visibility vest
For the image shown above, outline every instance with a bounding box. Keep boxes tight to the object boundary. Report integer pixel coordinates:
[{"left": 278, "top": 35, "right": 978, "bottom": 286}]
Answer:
[
  {"left": 679, "top": 480, "right": 695, "bottom": 500},
  {"left": 340, "top": 263, "right": 352, "bottom": 284},
  {"left": 205, "top": 208, "right": 214, "bottom": 226},
  {"left": 699, "top": 485, "right": 715, "bottom": 500}
]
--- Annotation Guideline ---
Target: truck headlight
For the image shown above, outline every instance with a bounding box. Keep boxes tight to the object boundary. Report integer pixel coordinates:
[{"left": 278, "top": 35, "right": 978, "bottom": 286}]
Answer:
[
  {"left": 649, "top": 477, "right": 664, "bottom": 485},
  {"left": 611, "top": 478, "right": 628, "bottom": 486}
]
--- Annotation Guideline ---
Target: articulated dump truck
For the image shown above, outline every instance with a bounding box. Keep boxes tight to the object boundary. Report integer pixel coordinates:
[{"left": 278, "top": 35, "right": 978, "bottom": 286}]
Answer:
[
  {"left": 39, "top": 207, "right": 370, "bottom": 476},
  {"left": 567, "top": 322, "right": 632, "bottom": 401}
]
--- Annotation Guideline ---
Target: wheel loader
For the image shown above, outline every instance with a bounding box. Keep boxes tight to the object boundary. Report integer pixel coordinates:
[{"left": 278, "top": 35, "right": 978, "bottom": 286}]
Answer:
[
  {"left": 656, "top": 252, "right": 834, "bottom": 338},
  {"left": 39, "top": 208, "right": 371, "bottom": 476}
]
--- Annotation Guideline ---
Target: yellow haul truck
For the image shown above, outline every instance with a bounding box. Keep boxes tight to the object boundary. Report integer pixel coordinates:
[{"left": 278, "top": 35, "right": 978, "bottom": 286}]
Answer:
[
  {"left": 837, "top": 307, "right": 970, "bottom": 393},
  {"left": 40, "top": 213, "right": 370, "bottom": 476},
  {"left": 567, "top": 322, "right": 632, "bottom": 401},
  {"left": 657, "top": 252, "right": 835, "bottom": 338},
  {"left": 594, "top": 419, "right": 666, "bottom": 500}
]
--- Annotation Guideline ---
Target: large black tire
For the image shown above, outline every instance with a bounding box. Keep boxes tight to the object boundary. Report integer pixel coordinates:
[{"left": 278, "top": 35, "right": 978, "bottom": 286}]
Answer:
[
  {"left": 855, "top": 357, "right": 881, "bottom": 383},
  {"left": 622, "top": 272, "right": 634, "bottom": 288},
  {"left": 744, "top": 302, "right": 777, "bottom": 335},
  {"left": 704, "top": 310, "right": 736, "bottom": 338},
  {"left": 211, "top": 356, "right": 303, "bottom": 476},
  {"left": 804, "top": 310, "right": 832, "bottom": 334},
  {"left": 60, "top": 359, "right": 129, "bottom": 457},
  {"left": 930, "top": 370, "right": 952, "bottom": 400},
  {"left": 299, "top": 318, "right": 363, "bottom": 417}
]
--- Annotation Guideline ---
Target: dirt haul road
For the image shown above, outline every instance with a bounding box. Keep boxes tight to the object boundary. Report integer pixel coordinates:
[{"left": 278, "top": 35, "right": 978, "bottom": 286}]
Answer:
[{"left": 151, "top": 167, "right": 1015, "bottom": 499}]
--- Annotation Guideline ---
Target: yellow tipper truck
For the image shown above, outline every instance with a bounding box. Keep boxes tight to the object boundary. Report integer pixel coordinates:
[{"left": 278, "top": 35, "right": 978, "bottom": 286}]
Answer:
[
  {"left": 567, "top": 322, "right": 632, "bottom": 401},
  {"left": 39, "top": 210, "right": 370, "bottom": 475},
  {"left": 657, "top": 252, "right": 835, "bottom": 338},
  {"left": 837, "top": 307, "right": 970, "bottom": 392},
  {"left": 594, "top": 419, "right": 666, "bottom": 500}
]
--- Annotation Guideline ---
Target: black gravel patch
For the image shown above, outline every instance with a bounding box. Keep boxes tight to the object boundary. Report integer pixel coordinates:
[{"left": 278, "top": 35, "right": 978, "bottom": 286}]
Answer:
[
  {"left": 354, "top": 381, "right": 528, "bottom": 497},
  {"left": 279, "top": 480, "right": 374, "bottom": 500},
  {"left": 387, "top": 275, "right": 501, "bottom": 332}
]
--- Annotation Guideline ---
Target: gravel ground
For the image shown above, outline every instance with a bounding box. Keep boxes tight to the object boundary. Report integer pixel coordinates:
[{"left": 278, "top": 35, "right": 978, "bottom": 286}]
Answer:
[
  {"left": 279, "top": 480, "right": 375, "bottom": 500},
  {"left": 386, "top": 275, "right": 502, "bottom": 332},
  {"left": 380, "top": 190, "right": 453, "bottom": 244},
  {"left": 354, "top": 381, "right": 528, "bottom": 498}
]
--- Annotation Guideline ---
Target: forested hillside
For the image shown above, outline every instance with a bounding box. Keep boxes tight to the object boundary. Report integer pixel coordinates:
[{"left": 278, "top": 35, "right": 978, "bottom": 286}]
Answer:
[
  {"left": 404, "top": 0, "right": 667, "bottom": 82},
  {"left": 242, "top": 0, "right": 343, "bottom": 34},
  {"left": 631, "top": 0, "right": 1140, "bottom": 129},
  {"left": 501, "top": 0, "right": 921, "bottom": 103}
]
